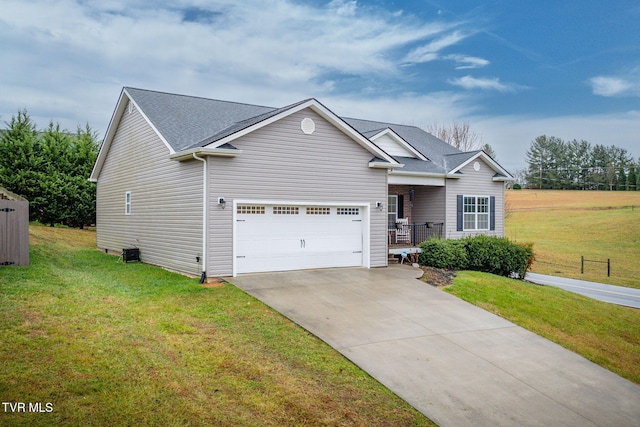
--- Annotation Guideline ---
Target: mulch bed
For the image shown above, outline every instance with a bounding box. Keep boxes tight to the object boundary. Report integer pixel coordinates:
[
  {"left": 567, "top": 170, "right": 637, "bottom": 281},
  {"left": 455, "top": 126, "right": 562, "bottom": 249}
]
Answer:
[{"left": 418, "top": 266, "right": 456, "bottom": 288}]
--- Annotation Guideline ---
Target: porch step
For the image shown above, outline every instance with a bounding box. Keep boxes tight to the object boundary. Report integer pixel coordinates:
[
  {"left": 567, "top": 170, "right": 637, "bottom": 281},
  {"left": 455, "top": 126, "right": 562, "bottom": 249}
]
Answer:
[{"left": 388, "top": 254, "right": 400, "bottom": 264}]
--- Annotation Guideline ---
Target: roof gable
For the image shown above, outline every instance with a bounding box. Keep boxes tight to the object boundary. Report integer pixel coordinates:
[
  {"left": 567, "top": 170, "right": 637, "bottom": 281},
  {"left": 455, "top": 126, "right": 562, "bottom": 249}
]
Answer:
[
  {"left": 368, "top": 128, "right": 428, "bottom": 161},
  {"left": 446, "top": 151, "right": 514, "bottom": 180}
]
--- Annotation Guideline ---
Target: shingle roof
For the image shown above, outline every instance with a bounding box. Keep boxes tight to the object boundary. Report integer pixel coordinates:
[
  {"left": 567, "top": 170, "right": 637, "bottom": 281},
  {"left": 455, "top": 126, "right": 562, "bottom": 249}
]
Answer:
[
  {"left": 443, "top": 151, "right": 482, "bottom": 171},
  {"left": 125, "top": 87, "right": 275, "bottom": 152},
  {"left": 342, "top": 117, "right": 462, "bottom": 173},
  {"left": 124, "top": 88, "right": 480, "bottom": 174},
  {"left": 187, "top": 98, "right": 313, "bottom": 149}
]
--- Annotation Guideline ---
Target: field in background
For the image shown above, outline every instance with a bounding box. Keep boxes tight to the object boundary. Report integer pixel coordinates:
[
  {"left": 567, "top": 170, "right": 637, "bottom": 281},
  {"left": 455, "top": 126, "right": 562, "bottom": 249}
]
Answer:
[{"left": 505, "top": 190, "right": 640, "bottom": 289}]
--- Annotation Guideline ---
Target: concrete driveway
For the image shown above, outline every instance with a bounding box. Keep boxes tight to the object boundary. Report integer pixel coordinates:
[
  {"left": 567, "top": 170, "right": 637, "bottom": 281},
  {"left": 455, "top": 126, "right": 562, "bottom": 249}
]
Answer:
[{"left": 230, "top": 265, "right": 640, "bottom": 427}]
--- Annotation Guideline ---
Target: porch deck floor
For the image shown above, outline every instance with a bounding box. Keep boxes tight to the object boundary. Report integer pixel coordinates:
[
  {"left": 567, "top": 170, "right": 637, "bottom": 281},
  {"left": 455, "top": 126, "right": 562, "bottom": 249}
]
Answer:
[{"left": 389, "top": 245, "right": 421, "bottom": 255}]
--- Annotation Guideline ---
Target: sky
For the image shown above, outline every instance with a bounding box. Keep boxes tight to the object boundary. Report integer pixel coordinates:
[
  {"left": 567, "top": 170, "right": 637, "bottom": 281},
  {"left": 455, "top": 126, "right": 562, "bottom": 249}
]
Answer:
[{"left": 1, "top": 0, "right": 639, "bottom": 171}]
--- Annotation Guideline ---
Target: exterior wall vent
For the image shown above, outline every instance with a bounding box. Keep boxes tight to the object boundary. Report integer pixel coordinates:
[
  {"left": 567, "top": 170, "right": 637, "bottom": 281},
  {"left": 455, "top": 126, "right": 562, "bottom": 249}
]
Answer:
[{"left": 301, "top": 118, "right": 315, "bottom": 135}]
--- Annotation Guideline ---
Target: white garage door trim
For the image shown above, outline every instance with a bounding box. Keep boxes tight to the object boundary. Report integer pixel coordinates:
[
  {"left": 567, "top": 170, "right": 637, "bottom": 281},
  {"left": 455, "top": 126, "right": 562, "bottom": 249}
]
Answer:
[{"left": 232, "top": 199, "right": 370, "bottom": 276}]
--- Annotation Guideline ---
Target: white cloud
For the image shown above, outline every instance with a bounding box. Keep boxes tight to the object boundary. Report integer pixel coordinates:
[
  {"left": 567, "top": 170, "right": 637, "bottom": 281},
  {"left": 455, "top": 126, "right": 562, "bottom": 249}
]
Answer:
[
  {"left": 444, "top": 54, "right": 490, "bottom": 69},
  {"left": 448, "top": 76, "right": 519, "bottom": 93},
  {"left": 404, "top": 30, "right": 468, "bottom": 63},
  {"left": 328, "top": 0, "right": 357, "bottom": 16},
  {"left": 589, "top": 71, "right": 640, "bottom": 97}
]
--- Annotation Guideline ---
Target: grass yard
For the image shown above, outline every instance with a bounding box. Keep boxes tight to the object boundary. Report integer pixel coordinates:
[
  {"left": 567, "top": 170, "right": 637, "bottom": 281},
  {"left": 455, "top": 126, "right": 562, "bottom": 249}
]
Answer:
[
  {"left": 505, "top": 190, "right": 640, "bottom": 288},
  {"left": 445, "top": 271, "right": 640, "bottom": 385},
  {"left": 0, "top": 225, "right": 432, "bottom": 427}
]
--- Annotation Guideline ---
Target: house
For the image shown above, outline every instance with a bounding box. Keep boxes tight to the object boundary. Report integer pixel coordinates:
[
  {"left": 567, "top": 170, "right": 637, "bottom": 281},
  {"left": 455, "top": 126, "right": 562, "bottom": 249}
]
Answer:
[{"left": 90, "top": 87, "right": 513, "bottom": 279}]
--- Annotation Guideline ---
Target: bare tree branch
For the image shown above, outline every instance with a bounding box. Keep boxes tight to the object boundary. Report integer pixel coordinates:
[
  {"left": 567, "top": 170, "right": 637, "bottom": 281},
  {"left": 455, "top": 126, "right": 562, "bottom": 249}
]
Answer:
[{"left": 426, "top": 121, "right": 482, "bottom": 152}]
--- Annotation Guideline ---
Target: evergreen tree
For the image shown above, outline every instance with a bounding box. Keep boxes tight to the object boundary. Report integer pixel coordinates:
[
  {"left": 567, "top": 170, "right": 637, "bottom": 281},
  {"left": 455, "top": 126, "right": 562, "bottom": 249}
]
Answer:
[
  {"left": 616, "top": 167, "right": 627, "bottom": 191},
  {"left": 0, "top": 110, "right": 43, "bottom": 211},
  {"left": 627, "top": 165, "right": 637, "bottom": 191},
  {"left": 0, "top": 110, "right": 99, "bottom": 227},
  {"left": 481, "top": 143, "right": 497, "bottom": 160},
  {"left": 566, "top": 139, "right": 591, "bottom": 189},
  {"left": 525, "top": 135, "right": 565, "bottom": 189}
]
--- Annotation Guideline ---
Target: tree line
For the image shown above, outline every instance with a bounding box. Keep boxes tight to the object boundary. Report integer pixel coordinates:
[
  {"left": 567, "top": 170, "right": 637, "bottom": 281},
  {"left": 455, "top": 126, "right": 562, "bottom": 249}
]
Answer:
[
  {"left": 524, "top": 135, "right": 639, "bottom": 190},
  {"left": 0, "top": 110, "right": 99, "bottom": 228}
]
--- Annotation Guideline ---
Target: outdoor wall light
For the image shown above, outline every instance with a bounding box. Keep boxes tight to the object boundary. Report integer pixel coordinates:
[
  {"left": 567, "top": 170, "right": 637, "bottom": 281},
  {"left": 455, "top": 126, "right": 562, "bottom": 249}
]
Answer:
[
  {"left": 218, "top": 197, "right": 226, "bottom": 209},
  {"left": 376, "top": 201, "right": 383, "bottom": 211}
]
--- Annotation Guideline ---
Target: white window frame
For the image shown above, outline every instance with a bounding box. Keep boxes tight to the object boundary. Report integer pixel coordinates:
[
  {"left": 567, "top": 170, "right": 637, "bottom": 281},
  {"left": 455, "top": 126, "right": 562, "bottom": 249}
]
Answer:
[
  {"left": 125, "top": 191, "right": 131, "bottom": 215},
  {"left": 387, "top": 195, "right": 397, "bottom": 228},
  {"left": 463, "top": 195, "right": 490, "bottom": 231}
]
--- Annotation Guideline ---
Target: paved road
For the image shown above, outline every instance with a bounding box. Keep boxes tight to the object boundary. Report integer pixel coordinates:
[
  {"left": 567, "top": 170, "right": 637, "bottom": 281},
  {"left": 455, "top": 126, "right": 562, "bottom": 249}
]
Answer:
[
  {"left": 231, "top": 266, "right": 640, "bottom": 427},
  {"left": 526, "top": 273, "right": 640, "bottom": 309}
]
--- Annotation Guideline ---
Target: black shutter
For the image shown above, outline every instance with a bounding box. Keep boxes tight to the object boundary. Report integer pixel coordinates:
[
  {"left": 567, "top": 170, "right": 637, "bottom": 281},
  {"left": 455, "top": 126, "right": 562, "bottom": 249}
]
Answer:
[
  {"left": 490, "top": 196, "right": 496, "bottom": 231},
  {"left": 398, "top": 195, "right": 404, "bottom": 219},
  {"left": 457, "top": 195, "right": 463, "bottom": 231}
]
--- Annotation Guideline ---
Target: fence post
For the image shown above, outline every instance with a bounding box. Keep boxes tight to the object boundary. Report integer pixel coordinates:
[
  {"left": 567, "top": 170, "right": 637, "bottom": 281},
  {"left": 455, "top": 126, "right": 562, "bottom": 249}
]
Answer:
[
  {"left": 581, "top": 256, "right": 584, "bottom": 274},
  {"left": 412, "top": 223, "right": 417, "bottom": 246},
  {"left": 607, "top": 259, "right": 610, "bottom": 277}
]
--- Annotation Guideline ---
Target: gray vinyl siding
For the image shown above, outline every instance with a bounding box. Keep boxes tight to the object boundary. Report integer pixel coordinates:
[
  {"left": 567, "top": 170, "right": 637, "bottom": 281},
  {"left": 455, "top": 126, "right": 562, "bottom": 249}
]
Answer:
[
  {"left": 412, "top": 186, "right": 446, "bottom": 225},
  {"left": 206, "top": 108, "right": 388, "bottom": 277},
  {"left": 95, "top": 100, "right": 203, "bottom": 275},
  {"left": 445, "top": 159, "right": 505, "bottom": 239}
]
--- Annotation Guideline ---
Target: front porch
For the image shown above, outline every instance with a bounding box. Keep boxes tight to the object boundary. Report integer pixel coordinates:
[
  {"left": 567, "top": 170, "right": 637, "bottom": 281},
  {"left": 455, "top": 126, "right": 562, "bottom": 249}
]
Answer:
[
  {"left": 387, "top": 221, "right": 444, "bottom": 246},
  {"left": 387, "top": 222, "right": 443, "bottom": 264}
]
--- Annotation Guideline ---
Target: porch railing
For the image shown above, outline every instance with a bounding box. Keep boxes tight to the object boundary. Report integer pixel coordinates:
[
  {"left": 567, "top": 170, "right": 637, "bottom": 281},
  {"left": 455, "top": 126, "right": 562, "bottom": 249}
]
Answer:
[{"left": 391, "top": 222, "right": 444, "bottom": 246}]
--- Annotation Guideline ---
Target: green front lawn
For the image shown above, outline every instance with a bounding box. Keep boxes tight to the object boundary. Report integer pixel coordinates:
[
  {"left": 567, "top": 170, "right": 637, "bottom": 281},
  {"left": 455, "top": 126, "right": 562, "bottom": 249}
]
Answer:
[
  {"left": 446, "top": 271, "right": 640, "bottom": 385},
  {"left": 0, "top": 225, "right": 432, "bottom": 426}
]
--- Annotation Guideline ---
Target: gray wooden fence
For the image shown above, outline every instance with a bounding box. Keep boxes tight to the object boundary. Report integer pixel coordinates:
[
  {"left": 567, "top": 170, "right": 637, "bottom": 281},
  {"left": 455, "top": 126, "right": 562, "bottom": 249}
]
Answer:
[{"left": 0, "top": 187, "right": 29, "bottom": 266}]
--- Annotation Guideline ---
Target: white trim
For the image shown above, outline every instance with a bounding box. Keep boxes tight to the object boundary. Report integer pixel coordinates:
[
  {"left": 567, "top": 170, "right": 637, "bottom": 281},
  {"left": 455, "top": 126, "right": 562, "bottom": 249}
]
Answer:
[
  {"left": 369, "top": 128, "right": 429, "bottom": 161},
  {"left": 449, "top": 151, "right": 514, "bottom": 180},
  {"left": 388, "top": 174, "right": 445, "bottom": 186},
  {"left": 125, "top": 91, "right": 175, "bottom": 154},
  {"left": 170, "top": 147, "right": 242, "bottom": 161},
  {"left": 232, "top": 199, "right": 371, "bottom": 277},
  {"left": 387, "top": 195, "right": 398, "bottom": 228},
  {"left": 125, "top": 191, "right": 131, "bottom": 215},
  {"left": 369, "top": 160, "right": 403, "bottom": 169},
  {"left": 390, "top": 170, "right": 446, "bottom": 178},
  {"left": 90, "top": 88, "right": 175, "bottom": 182},
  {"left": 462, "top": 195, "right": 490, "bottom": 231},
  {"left": 204, "top": 99, "right": 401, "bottom": 167}
]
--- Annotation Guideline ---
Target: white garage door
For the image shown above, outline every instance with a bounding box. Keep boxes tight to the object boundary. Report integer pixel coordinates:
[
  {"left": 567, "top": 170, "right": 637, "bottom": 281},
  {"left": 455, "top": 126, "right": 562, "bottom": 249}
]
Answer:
[{"left": 235, "top": 204, "right": 364, "bottom": 274}]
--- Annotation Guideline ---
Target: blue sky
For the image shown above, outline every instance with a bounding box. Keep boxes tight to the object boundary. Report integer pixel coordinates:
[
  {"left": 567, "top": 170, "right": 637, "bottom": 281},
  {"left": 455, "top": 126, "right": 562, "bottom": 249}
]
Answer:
[{"left": 1, "top": 0, "right": 638, "bottom": 171}]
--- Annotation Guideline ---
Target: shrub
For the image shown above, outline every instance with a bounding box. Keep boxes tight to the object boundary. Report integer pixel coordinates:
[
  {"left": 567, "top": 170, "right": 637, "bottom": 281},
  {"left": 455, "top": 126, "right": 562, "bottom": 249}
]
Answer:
[
  {"left": 512, "top": 183, "right": 522, "bottom": 190},
  {"left": 464, "top": 235, "right": 532, "bottom": 278},
  {"left": 419, "top": 236, "right": 534, "bottom": 278},
  {"left": 419, "top": 239, "right": 468, "bottom": 270}
]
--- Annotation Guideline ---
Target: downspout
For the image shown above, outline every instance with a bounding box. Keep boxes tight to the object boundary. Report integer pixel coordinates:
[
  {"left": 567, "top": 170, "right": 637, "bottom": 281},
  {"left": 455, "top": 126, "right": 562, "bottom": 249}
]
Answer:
[{"left": 193, "top": 153, "right": 207, "bottom": 283}]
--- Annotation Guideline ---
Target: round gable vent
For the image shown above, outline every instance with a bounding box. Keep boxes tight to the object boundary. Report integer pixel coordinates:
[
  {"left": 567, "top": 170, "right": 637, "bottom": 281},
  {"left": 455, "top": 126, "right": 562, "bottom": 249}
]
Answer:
[{"left": 301, "top": 117, "right": 315, "bottom": 135}]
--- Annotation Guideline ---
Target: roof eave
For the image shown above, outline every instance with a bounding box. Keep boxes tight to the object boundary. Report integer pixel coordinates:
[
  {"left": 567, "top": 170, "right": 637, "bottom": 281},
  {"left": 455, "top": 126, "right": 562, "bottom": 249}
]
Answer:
[
  {"left": 390, "top": 170, "right": 447, "bottom": 178},
  {"left": 170, "top": 147, "right": 243, "bottom": 162},
  {"left": 370, "top": 161, "right": 404, "bottom": 169}
]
